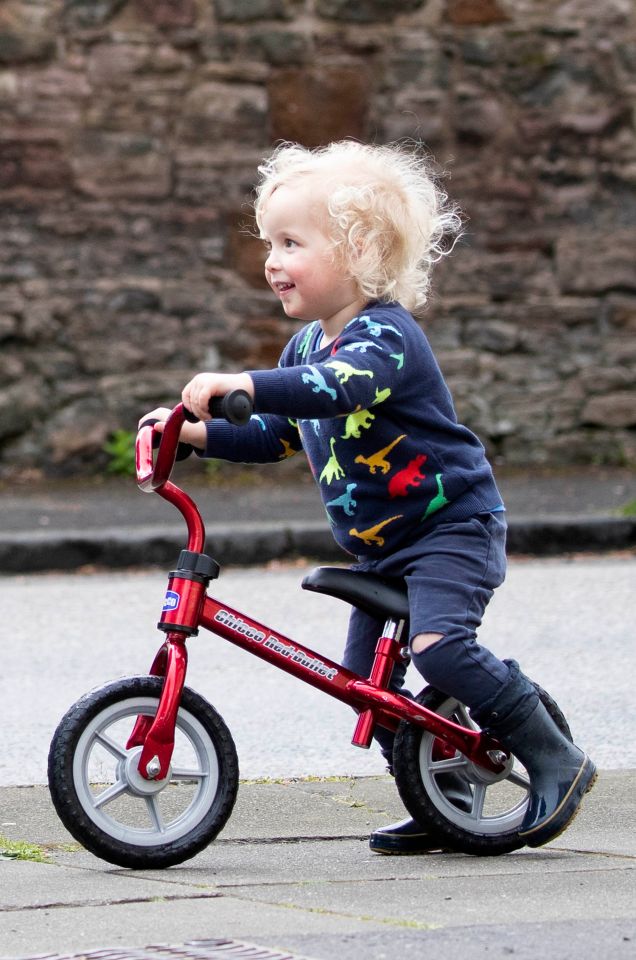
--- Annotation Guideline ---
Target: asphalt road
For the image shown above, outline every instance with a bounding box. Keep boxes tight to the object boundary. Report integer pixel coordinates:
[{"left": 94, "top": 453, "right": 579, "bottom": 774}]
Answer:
[{"left": 2, "top": 553, "right": 634, "bottom": 787}]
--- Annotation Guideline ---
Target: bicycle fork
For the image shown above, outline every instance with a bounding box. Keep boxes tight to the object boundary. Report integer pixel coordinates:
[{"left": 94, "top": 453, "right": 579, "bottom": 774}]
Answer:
[{"left": 127, "top": 549, "right": 218, "bottom": 780}]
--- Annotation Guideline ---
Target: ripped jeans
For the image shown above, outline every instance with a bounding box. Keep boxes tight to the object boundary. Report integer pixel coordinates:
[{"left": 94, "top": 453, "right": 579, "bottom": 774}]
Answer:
[{"left": 342, "top": 512, "right": 509, "bottom": 760}]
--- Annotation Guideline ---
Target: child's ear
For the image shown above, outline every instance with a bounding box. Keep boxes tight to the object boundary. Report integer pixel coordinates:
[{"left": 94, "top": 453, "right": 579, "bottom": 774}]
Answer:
[{"left": 347, "top": 233, "right": 365, "bottom": 262}]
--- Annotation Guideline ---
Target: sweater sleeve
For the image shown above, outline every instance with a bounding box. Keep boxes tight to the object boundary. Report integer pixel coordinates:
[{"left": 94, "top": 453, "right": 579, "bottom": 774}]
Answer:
[
  {"left": 249, "top": 312, "right": 407, "bottom": 420},
  {"left": 198, "top": 413, "right": 303, "bottom": 464}
]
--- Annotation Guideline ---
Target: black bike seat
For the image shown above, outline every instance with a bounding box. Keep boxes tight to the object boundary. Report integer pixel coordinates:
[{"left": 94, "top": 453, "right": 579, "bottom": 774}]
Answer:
[{"left": 301, "top": 566, "right": 409, "bottom": 622}]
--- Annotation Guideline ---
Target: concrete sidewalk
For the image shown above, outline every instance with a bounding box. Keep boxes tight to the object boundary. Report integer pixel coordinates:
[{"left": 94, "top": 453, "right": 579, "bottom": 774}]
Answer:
[
  {"left": 1, "top": 464, "right": 636, "bottom": 572},
  {"left": 0, "top": 771, "right": 634, "bottom": 960}
]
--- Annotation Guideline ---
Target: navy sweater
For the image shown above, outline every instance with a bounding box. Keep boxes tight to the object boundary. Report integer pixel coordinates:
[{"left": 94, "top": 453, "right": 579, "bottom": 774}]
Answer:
[{"left": 201, "top": 301, "right": 503, "bottom": 559}]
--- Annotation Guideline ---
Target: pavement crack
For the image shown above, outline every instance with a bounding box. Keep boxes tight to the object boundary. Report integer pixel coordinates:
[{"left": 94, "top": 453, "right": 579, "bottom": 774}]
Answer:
[
  {"left": 555, "top": 847, "right": 636, "bottom": 861},
  {"left": 217, "top": 834, "right": 367, "bottom": 845},
  {"left": 202, "top": 861, "right": 636, "bottom": 893},
  {"left": 0, "top": 892, "right": 222, "bottom": 914},
  {"left": 221, "top": 891, "right": 441, "bottom": 931}
]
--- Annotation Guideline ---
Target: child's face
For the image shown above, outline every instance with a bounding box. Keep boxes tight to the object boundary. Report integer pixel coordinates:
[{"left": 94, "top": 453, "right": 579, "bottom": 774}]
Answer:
[{"left": 260, "top": 182, "right": 364, "bottom": 333}]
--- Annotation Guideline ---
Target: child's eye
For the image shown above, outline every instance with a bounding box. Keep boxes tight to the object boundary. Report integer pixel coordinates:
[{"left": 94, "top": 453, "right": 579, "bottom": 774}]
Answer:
[{"left": 284, "top": 238, "right": 297, "bottom": 248}]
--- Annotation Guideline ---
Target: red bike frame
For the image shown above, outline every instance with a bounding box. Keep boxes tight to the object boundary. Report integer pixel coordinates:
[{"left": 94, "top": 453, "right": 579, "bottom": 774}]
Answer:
[{"left": 132, "top": 404, "right": 507, "bottom": 782}]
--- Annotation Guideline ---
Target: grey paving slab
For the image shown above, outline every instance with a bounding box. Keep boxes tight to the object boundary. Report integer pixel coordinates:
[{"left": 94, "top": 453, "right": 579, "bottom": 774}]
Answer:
[
  {"left": 1, "top": 840, "right": 633, "bottom": 958},
  {"left": 224, "top": 864, "right": 636, "bottom": 924},
  {"left": 1, "top": 770, "right": 631, "bottom": 855},
  {"left": 0, "top": 778, "right": 405, "bottom": 850},
  {"left": 0, "top": 894, "right": 372, "bottom": 959},
  {"left": 0, "top": 859, "right": 198, "bottom": 910},
  {"left": 272, "top": 919, "right": 636, "bottom": 960},
  {"left": 0, "top": 770, "right": 633, "bottom": 960}
]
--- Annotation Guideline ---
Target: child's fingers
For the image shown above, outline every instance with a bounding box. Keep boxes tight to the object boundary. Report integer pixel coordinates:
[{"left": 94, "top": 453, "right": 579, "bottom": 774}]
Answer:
[
  {"left": 138, "top": 406, "right": 171, "bottom": 429},
  {"left": 183, "top": 382, "right": 214, "bottom": 421}
]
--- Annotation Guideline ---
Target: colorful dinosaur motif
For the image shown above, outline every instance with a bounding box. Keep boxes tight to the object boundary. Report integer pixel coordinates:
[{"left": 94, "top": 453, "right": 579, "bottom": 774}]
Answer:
[
  {"left": 423, "top": 472, "right": 450, "bottom": 518},
  {"left": 360, "top": 316, "right": 402, "bottom": 338},
  {"left": 297, "top": 323, "right": 316, "bottom": 360},
  {"left": 324, "top": 360, "right": 374, "bottom": 384},
  {"left": 349, "top": 515, "right": 403, "bottom": 548},
  {"left": 326, "top": 483, "right": 357, "bottom": 517},
  {"left": 342, "top": 408, "right": 375, "bottom": 439},
  {"left": 388, "top": 454, "right": 428, "bottom": 498},
  {"left": 354, "top": 434, "right": 406, "bottom": 475},
  {"left": 341, "top": 341, "right": 383, "bottom": 355},
  {"left": 371, "top": 387, "right": 391, "bottom": 406},
  {"left": 279, "top": 438, "right": 297, "bottom": 459},
  {"left": 301, "top": 365, "right": 337, "bottom": 400},
  {"left": 319, "top": 436, "right": 345, "bottom": 484}
]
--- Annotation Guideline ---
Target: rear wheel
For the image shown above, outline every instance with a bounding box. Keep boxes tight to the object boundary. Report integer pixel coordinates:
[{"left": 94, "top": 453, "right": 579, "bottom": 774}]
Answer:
[
  {"left": 48, "top": 676, "right": 239, "bottom": 869},
  {"left": 393, "top": 683, "right": 572, "bottom": 856}
]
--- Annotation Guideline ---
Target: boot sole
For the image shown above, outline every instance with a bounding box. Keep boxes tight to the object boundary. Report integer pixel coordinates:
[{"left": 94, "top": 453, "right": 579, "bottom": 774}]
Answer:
[
  {"left": 369, "top": 835, "right": 447, "bottom": 855},
  {"left": 520, "top": 756, "right": 597, "bottom": 848}
]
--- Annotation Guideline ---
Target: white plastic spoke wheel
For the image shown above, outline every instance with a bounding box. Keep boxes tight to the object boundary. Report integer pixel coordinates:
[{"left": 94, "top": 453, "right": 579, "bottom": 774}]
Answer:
[
  {"left": 393, "top": 683, "right": 572, "bottom": 856},
  {"left": 48, "top": 676, "right": 239, "bottom": 868}
]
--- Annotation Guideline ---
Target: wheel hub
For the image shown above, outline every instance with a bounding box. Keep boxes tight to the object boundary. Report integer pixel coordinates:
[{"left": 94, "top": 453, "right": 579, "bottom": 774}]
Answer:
[
  {"left": 121, "top": 747, "right": 171, "bottom": 797},
  {"left": 465, "top": 750, "right": 515, "bottom": 785}
]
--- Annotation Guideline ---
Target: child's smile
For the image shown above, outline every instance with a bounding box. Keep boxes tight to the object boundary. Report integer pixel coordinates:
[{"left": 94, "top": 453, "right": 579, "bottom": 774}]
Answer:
[{"left": 273, "top": 280, "right": 295, "bottom": 295}]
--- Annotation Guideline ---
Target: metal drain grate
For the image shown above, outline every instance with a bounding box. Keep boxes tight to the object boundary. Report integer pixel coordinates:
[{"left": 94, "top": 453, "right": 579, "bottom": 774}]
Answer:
[{"left": 15, "top": 939, "right": 312, "bottom": 960}]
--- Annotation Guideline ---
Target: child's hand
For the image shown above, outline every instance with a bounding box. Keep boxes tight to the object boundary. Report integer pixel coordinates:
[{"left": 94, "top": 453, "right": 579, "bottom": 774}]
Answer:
[
  {"left": 138, "top": 407, "right": 207, "bottom": 450},
  {"left": 182, "top": 372, "right": 254, "bottom": 422}
]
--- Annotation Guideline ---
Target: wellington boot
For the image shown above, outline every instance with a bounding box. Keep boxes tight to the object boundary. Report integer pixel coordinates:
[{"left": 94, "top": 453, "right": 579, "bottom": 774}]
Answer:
[
  {"left": 472, "top": 660, "right": 597, "bottom": 848},
  {"left": 370, "top": 817, "right": 446, "bottom": 854},
  {"left": 370, "top": 771, "right": 472, "bottom": 854},
  {"left": 498, "top": 698, "right": 597, "bottom": 847}
]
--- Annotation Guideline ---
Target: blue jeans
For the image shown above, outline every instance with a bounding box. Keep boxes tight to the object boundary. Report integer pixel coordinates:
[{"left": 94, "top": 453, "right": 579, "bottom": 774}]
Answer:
[{"left": 342, "top": 512, "right": 509, "bottom": 759}]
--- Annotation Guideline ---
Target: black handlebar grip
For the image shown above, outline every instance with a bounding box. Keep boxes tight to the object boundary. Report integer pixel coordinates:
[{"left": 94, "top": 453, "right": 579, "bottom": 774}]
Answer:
[
  {"left": 183, "top": 407, "right": 200, "bottom": 424},
  {"left": 183, "top": 389, "right": 254, "bottom": 426},
  {"left": 208, "top": 389, "right": 253, "bottom": 426}
]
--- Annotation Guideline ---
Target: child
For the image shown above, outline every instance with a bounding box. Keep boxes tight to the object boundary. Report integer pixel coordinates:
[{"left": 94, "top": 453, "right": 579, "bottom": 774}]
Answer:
[{"left": 144, "top": 140, "right": 596, "bottom": 854}]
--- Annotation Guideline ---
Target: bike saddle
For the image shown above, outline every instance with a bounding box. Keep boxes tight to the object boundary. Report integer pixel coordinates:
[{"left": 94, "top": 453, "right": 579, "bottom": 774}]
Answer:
[{"left": 302, "top": 566, "right": 409, "bottom": 622}]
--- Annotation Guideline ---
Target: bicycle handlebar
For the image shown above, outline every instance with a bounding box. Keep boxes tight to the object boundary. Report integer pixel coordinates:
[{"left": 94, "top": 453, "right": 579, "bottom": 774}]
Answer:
[
  {"left": 136, "top": 389, "right": 254, "bottom": 491},
  {"left": 184, "top": 389, "right": 253, "bottom": 427}
]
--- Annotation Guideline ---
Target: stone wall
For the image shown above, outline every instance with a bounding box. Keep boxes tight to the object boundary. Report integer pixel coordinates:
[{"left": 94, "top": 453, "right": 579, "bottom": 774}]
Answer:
[{"left": 1, "top": 0, "right": 635, "bottom": 477}]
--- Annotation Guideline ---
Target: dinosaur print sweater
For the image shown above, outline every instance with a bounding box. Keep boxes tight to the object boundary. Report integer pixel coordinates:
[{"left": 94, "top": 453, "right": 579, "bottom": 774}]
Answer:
[{"left": 200, "top": 302, "right": 503, "bottom": 560}]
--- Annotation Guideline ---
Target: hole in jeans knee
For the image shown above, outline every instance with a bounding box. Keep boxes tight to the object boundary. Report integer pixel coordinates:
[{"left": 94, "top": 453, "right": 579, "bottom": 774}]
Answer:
[{"left": 411, "top": 632, "right": 444, "bottom": 655}]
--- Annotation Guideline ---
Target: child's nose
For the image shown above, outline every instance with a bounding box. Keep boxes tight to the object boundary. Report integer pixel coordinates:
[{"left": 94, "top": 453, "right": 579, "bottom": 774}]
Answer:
[{"left": 265, "top": 248, "right": 280, "bottom": 271}]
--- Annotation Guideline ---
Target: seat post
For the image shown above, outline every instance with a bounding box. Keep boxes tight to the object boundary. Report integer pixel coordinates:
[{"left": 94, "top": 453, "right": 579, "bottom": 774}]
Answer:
[{"left": 351, "top": 616, "right": 407, "bottom": 749}]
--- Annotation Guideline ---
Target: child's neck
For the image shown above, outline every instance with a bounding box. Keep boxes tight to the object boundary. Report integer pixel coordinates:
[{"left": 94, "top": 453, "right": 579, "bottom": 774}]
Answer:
[
  {"left": 318, "top": 299, "right": 366, "bottom": 348},
  {"left": 318, "top": 328, "right": 340, "bottom": 348}
]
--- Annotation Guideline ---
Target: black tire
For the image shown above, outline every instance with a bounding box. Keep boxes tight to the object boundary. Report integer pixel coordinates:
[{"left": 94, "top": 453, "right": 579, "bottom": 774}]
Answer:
[
  {"left": 48, "top": 676, "right": 239, "bottom": 869},
  {"left": 393, "top": 682, "right": 572, "bottom": 856}
]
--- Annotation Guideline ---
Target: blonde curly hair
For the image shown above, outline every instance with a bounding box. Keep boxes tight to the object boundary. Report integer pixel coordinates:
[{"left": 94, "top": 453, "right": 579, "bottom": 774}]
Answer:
[{"left": 254, "top": 140, "right": 462, "bottom": 311}]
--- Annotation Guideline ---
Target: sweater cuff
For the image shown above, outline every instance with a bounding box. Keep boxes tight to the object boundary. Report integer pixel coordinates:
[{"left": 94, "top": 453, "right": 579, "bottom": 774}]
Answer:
[{"left": 195, "top": 419, "right": 239, "bottom": 458}]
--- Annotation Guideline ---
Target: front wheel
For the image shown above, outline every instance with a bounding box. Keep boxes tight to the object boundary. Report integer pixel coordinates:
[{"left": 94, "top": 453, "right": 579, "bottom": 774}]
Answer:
[
  {"left": 393, "top": 683, "right": 572, "bottom": 856},
  {"left": 48, "top": 676, "right": 239, "bottom": 869}
]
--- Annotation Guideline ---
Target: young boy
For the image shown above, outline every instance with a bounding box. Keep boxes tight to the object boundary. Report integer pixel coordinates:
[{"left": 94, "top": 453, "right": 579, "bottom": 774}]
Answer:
[{"left": 144, "top": 140, "right": 595, "bottom": 853}]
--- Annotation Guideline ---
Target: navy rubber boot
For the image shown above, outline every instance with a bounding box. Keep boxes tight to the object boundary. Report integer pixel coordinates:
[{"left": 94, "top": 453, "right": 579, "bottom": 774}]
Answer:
[
  {"left": 369, "top": 772, "right": 473, "bottom": 854},
  {"left": 473, "top": 660, "right": 597, "bottom": 848},
  {"left": 369, "top": 817, "right": 443, "bottom": 854}
]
